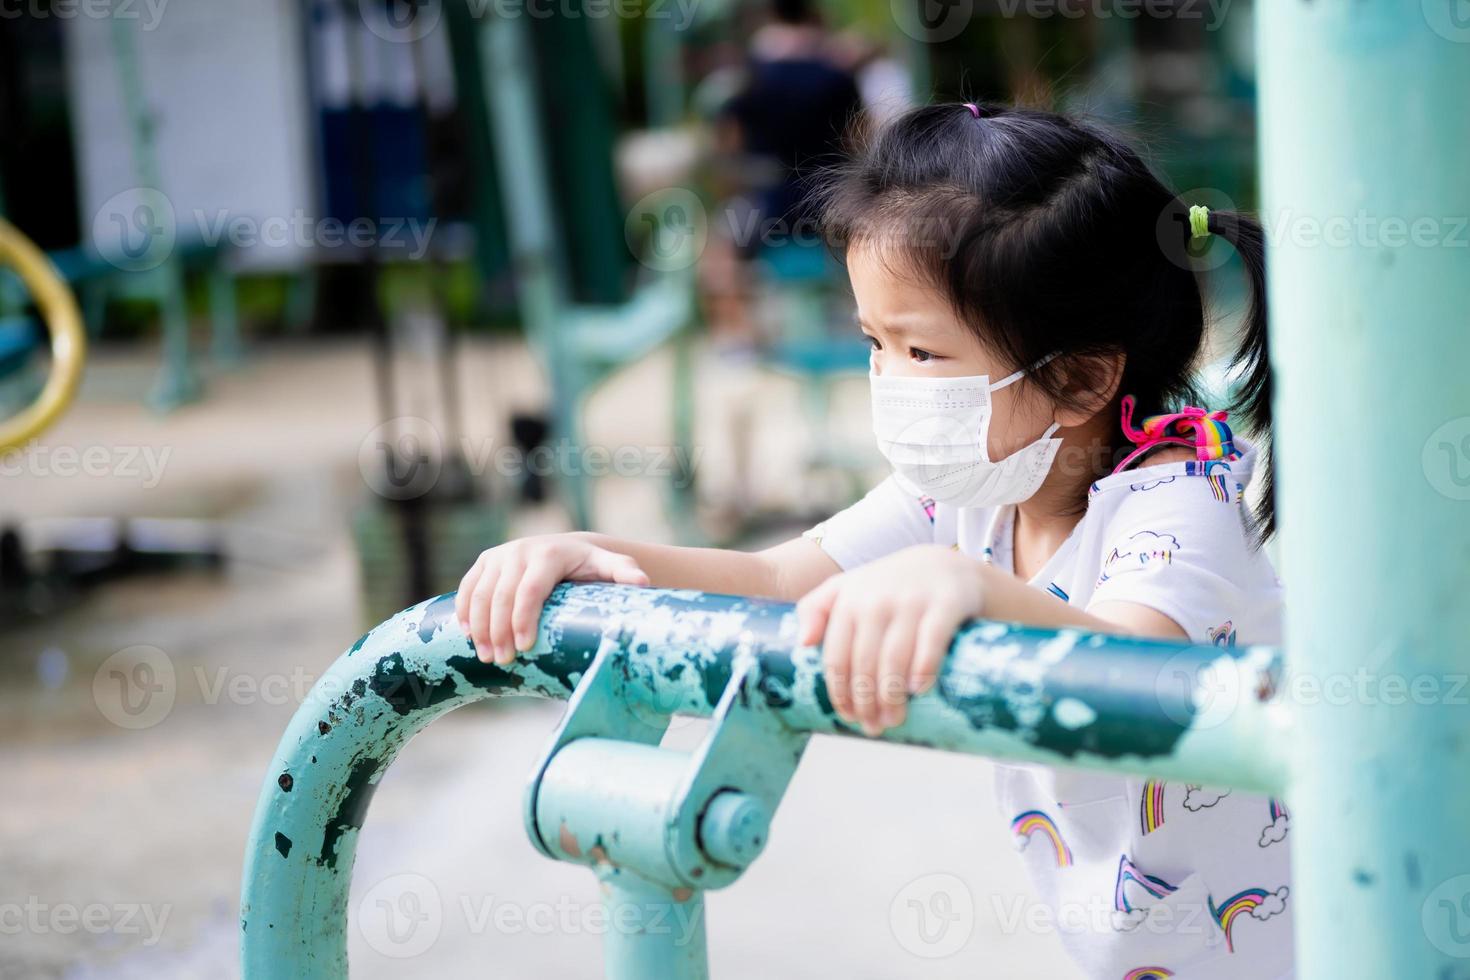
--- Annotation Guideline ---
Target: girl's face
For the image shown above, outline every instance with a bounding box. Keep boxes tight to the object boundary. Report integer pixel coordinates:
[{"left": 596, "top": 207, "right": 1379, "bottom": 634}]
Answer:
[{"left": 848, "top": 244, "right": 1060, "bottom": 460}]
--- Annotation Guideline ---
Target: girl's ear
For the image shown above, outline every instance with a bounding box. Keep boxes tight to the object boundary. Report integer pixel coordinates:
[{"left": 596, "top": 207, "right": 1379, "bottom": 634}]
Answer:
[{"left": 1051, "top": 352, "right": 1126, "bottom": 427}]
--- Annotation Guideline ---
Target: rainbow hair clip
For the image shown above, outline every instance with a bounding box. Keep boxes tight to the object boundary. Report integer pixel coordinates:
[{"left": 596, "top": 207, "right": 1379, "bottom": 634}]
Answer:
[{"left": 1113, "top": 395, "right": 1237, "bottom": 474}]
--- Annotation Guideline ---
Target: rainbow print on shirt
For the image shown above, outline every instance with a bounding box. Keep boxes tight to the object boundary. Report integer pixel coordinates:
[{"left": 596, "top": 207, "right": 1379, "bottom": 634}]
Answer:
[
  {"left": 1115, "top": 855, "right": 1178, "bottom": 913},
  {"left": 1185, "top": 458, "right": 1234, "bottom": 477},
  {"left": 1123, "top": 969, "right": 1174, "bottom": 980},
  {"left": 1011, "top": 810, "right": 1073, "bottom": 868},
  {"left": 1140, "top": 780, "right": 1167, "bottom": 835},
  {"left": 1207, "top": 620, "right": 1237, "bottom": 647},
  {"left": 918, "top": 495, "right": 936, "bottom": 524},
  {"left": 1260, "top": 798, "right": 1291, "bottom": 847},
  {"left": 1098, "top": 530, "right": 1179, "bottom": 586},
  {"left": 1209, "top": 886, "right": 1291, "bottom": 952},
  {"left": 1186, "top": 458, "right": 1234, "bottom": 503}
]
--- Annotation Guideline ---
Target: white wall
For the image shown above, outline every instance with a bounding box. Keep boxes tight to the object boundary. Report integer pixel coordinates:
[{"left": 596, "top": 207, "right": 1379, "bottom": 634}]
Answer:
[{"left": 67, "top": 0, "right": 318, "bottom": 271}]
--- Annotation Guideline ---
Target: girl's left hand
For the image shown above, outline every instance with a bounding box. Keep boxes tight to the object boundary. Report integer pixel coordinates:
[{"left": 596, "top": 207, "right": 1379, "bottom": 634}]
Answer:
[{"left": 795, "top": 544, "right": 986, "bottom": 736}]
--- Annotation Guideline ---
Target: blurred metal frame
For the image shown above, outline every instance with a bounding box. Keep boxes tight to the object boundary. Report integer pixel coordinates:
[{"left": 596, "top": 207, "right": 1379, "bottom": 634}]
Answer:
[{"left": 477, "top": 8, "right": 701, "bottom": 533}]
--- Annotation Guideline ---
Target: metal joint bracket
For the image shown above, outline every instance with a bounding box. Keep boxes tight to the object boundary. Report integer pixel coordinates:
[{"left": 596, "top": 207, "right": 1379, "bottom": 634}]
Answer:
[{"left": 524, "top": 632, "right": 811, "bottom": 892}]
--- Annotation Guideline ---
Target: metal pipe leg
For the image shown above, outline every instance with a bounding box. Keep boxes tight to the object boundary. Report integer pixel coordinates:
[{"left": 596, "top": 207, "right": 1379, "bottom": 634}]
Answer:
[{"left": 598, "top": 871, "right": 708, "bottom": 980}]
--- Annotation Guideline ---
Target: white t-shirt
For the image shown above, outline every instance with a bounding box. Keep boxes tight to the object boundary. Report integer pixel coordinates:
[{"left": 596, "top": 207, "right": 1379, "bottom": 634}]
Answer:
[{"left": 805, "top": 441, "right": 1293, "bottom": 979}]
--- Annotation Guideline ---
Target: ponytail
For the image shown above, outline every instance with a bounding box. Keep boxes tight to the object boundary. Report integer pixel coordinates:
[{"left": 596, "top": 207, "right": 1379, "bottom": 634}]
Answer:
[{"left": 1207, "top": 210, "right": 1275, "bottom": 539}]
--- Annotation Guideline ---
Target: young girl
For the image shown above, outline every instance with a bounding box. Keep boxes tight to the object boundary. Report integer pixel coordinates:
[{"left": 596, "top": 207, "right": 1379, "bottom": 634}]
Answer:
[{"left": 456, "top": 103, "right": 1290, "bottom": 979}]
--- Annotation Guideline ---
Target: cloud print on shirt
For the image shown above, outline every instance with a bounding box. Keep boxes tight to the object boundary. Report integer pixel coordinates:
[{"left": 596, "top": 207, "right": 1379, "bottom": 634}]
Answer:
[
  {"left": 1099, "top": 530, "right": 1181, "bottom": 585},
  {"left": 1183, "top": 785, "right": 1231, "bottom": 811}
]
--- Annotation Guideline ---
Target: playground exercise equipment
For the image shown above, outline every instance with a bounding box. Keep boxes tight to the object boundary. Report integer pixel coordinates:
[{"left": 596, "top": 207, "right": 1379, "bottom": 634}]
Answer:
[
  {"left": 0, "top": 217, "right": 86, "bottom": 454},
  {"left": 0, "top": 216, "right": 227, "bottom": 619},
  {"left": 2, "top": 14, "right": 244, "bottom": 411},
  {"left": 104, "top": 13, "right": 238, "bottom": 408},
  {"left": 241, "top": 5, "right": 1470, "bottom": 977},
  {"left": 334, "top": 0, "right": 507, "bottom": 626},
  {"left": 241, "top": 583, "right": 1285, "bottom": 978},
  {"left": 477, "top": 10, "right": 701, "bottom": 534}
]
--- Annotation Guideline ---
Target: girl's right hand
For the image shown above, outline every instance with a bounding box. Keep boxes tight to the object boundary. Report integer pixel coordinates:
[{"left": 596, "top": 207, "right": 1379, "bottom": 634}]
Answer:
[{"left": 455, "top": 533, "right": 650, "bottom": 665}]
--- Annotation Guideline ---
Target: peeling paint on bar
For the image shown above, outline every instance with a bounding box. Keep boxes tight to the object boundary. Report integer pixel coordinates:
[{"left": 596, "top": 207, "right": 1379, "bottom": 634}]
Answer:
[{"left": 241, "top": 583, "right": 1286, "bottom": 978}]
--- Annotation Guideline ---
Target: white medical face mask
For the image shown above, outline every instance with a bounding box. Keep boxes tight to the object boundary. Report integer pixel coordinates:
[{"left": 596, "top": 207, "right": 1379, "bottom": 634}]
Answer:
[{"left": 869, "top": 363, "right": 1062, "bottom": 508}]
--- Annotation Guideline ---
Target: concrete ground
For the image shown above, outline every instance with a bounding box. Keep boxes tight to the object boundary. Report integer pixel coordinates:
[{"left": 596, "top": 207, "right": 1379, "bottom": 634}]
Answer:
[{"left": 0, "top": 337, "right": 1082, "bottom": 979}]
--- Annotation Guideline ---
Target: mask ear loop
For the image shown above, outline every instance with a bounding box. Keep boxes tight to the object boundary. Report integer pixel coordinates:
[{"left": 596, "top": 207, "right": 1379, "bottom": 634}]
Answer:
[
  {"left": 988, "top": 351, "right": 1060, "bottom": 392},
  {"left": 989, "top": 353, "right": 1064, "bottom": 451}
]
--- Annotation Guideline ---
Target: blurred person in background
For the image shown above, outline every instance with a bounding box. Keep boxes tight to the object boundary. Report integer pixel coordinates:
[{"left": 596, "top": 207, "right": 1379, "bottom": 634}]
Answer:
[{"left": 699, "top": 0, "right": 866, "bottom": 348}]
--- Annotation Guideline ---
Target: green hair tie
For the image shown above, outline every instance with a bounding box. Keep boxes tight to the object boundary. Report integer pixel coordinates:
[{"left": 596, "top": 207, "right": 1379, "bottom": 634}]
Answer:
[{"left": 1189, "top": 204, "right": 1211, "bottom": 239}]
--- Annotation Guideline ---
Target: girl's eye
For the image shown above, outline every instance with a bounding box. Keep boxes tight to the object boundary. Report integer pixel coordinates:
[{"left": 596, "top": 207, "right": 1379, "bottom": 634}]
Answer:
[
  {"left": 910, "top": 347, "right": 938, "bottom": 363},
  {"left": 864, "top": 335, "right": 881, "bottom": 351}
]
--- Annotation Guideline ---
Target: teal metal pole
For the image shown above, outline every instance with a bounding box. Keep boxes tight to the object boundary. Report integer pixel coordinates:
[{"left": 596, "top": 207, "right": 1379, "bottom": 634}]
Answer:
[
  {"left": 241, "top": 583, "right": 1286, "bottom": 976},
  {"left": 596, "top": 866, "right": 708, "bottom": 979},
  {"left": 1257, "top": 7, "right": 1470, "bottom": 977},
  {"left": 478, "top": 14, "right": 598, "bottom": 530},
  {"left": 108, "top": 15, "right": 200, "bottom": 412}
]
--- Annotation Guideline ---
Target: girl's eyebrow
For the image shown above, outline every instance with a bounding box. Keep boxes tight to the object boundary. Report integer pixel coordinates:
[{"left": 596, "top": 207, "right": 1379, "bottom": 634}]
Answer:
[{"left": 856, "top": 316, "right": 917, "bottom": 337}]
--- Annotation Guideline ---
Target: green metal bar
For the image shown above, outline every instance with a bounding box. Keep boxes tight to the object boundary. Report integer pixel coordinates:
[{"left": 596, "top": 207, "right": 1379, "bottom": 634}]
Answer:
[
  {"left": 1257, "top": 6, "right": 1470, "bottom": 978},
  {"left": 108, "top": 14, "right": 200, "bottom": 411},
  {"left": 241, "top": 582, "right": 1285, "bottom": 976},
  {"left": 642, "top": 11, "right": 685, "bottom": 129},
  {"left": 207, "top": 263, "right": 242, "bottom": 368},
  {"left": 478, "top": 13, "right": 596, "bottom": 529}
]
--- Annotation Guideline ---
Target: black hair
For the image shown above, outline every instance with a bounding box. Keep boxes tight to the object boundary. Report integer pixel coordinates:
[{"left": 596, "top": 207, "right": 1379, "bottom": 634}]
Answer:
[
  {"left": 816, "top": 102, "right": 1275, "bottom": 538},
  {"left": 771, "top": 0, "right": 817, "bottom": 25}
]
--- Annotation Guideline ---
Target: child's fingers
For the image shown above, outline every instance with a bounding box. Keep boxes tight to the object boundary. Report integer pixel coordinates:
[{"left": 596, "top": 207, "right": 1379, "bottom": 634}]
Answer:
[
  {"left": 576, "top": 546, "right": 651, "bottom": 587},
  {"left": 821, "top": 597, "right": 856, "bottom": 724},
  {"left": 909, "top": 603, "right": 959, "bottom": 695},
  {"left": 511, "top": 560, "right": 560, "bottom": 653},
  {"left": 455, "top": 552, "right": 486, "bottom": 630},
  {"left": 849, "top": 606, "right": 888, "bottom": 736},
  {"left": 877, "top": 607, "right": 921, "bottom": 730},
  {"left": 796, "top": 578, "right": 839, "bottom": 647},
  {"left": 469, "top": 562, "right": 504, "bottom": 663},
  {"left": 606, "top": 553, "right": 651, "bottom": 587},
  {"left": 488, "top": 556, "right": 525, "bottom": 665}
]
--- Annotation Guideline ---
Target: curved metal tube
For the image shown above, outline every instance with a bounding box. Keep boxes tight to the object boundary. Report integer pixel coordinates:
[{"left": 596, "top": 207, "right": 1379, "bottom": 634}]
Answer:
[
  {"left": 0, "top": 217, "right": 87, "bottom": 452},
  {"left": 241, "top": 583, "right": 1287, "bottom": 976}
]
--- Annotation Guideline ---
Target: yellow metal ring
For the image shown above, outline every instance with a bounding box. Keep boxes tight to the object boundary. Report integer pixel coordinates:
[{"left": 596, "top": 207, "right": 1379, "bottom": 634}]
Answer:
[{"left": 0, "top": 217, "right": 87, "bottom": 453}]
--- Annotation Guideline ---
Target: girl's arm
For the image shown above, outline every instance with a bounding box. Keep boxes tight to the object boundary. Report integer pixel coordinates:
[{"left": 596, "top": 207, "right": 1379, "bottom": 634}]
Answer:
[
  {"left": 979, "top": 566, "right": 1188, "bottom": 640},
  {"left": 579, "top": 532, "right": 839, "bottom": 601},
  {"left": 456, "top": 532, "right": 839, "bottom": 665}
]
